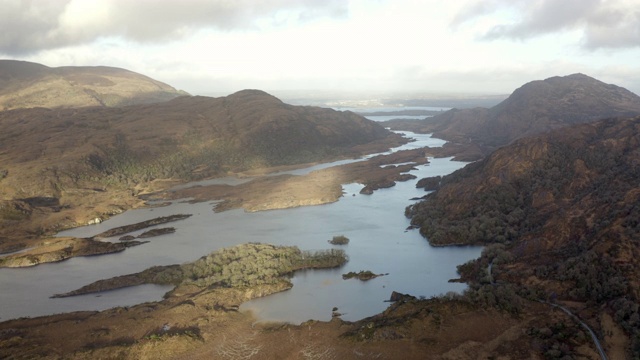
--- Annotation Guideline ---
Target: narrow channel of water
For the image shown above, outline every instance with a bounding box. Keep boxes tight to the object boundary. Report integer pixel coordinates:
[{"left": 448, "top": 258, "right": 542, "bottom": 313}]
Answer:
[{"left": 0, "top": 132, "right": 481, "bottom": 323}]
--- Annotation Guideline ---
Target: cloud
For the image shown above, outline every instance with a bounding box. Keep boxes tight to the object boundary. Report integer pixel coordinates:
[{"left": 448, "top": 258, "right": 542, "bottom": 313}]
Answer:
[
  {"left": 0, "top": 0, "right": 348, "bottom": 55},
  {"left": 452, "top": 0, "right": 640, "bottom": 50}
]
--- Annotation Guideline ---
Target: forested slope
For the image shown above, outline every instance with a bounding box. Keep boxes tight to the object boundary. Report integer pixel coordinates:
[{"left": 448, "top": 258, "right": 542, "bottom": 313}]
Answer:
[{"left": 407, "top": 116, "right": 640, "bottom": 357}]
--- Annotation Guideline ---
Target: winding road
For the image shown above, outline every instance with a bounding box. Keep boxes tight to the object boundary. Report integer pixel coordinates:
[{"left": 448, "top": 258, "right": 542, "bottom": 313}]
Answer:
[
  {"left": 488, "top": 261, "right": 607, "bottom": 359},
  {"left": 547, "top": 302, "right": 608, "bottom": 360}
]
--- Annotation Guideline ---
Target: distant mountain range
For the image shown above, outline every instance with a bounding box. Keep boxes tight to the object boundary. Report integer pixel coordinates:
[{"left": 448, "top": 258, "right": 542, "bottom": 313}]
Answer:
[
  {"left": 0, "top": 60, "right": 188, "bottom": 110},
  {"left": 386, "top": 74, "right": 640, "bottom": 153}
]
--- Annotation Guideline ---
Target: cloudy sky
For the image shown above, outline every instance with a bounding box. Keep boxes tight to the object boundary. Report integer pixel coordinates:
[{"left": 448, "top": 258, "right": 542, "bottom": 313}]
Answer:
[{"left": 2, "top": 0, "right": 640, "bottom": 97}]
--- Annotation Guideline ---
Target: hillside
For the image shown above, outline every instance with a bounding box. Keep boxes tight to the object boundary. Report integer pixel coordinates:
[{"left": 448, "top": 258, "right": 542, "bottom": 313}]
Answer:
[
  {"left": 0, "top": 89, "right": 400, "bottom": 251},
  {"left": 386, "top": 74, "right": 640, "bottom": 153},
  {"left": 406, "top": 116, "right": 640, "bottom": 357},
  {"left": 0, "top": 60, "right": 188, "bottom": 109}
]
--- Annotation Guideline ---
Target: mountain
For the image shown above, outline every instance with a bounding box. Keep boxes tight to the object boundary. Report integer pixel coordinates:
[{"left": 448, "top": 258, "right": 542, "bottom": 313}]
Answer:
[
  {"left": 0, "top": 87, "right": 400, "bottom": 255},
  {"left": 406, "top": 116, "right": 640, "bottom": 357},
  {"left": 0, "top": 89, "right": 394, "bottom": 199},
  {"left": 408, "top": 115, "right": 640, "bottom": 248},
  {"left": 0, "top": 60, "right": 188, "bottom": 110},
  {"left": 391, "top": 74, "right": 640, "bottom": 151}
]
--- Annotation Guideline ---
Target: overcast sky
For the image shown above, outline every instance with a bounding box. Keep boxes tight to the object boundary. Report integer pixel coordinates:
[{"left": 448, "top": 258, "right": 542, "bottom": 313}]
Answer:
[{"left": 2, "top": 0, "right": 639, "bottom": 97}]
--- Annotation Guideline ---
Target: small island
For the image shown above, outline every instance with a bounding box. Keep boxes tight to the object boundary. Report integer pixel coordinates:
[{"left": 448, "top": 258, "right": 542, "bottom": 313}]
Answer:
[
  {"left": 342, "top": 270, "right": 386, "bottom": 281},
  {"left": 52, "top": 243, "right": 348, "bottom": 298},
  {"left": 328, "top": 235, "right": 350, "bottom": 245}
]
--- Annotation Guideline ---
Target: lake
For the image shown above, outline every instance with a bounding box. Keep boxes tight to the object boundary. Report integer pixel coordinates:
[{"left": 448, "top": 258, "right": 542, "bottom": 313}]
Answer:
[
  {"left": 334, "top": 105, "right": 448, "bottom": 122},
  {"left": 0, "top": 131, "right": 481, "bottom": 323}
]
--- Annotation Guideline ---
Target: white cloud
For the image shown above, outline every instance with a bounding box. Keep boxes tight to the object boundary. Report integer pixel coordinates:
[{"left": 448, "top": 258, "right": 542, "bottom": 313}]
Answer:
[
  {"left": 0, "top": 0, "right": 348, "bottom": 55},
  {"left": 453, "top": 0, "right": 640, "bottom": 50},
  {"left": 6, "top": 0, "right": 640, "bottom": 95}
]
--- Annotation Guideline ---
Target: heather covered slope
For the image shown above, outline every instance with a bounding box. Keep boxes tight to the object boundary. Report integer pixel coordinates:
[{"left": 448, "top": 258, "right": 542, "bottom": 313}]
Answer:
[
  {"left": 0, "top": 60, "right": 188, "bottom": 110},
  {"left": 406, "top": 116, "right": 640, "bottom": 357},
  {"left": 388, "top": 74, "right": 640, "bottom": 152}
]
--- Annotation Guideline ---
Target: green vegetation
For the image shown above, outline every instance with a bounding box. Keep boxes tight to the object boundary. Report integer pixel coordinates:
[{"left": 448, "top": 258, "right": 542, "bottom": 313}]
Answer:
[
  {"left": 329, "top": 235, "right": 350, "bottom": 245},
  {"left": 54, "top": 243, "right": 348, "bottom": 297},
  {"left": 83, "top": 129, "right": 364, "bottom": 187},
  {"left": 407, "top": 118, "right": 640, "bottom": 246},
  {"left": 177, "top": 244, "right": 347, "bottom": 288},
  {"left": 453, "top": 244, "right": 524, "bottom": 315},
  {"left": 534, "top": 249, "right": 640, "bottom": 357},
  {"left": 84, "top": 133, "right": 247, "bottom": 184},
  {"left": 527, "top": 321, "right": 587, "bottom": 359},
  {"left": 142, "top": 325, "right": 202, "bottom": 342},
  {"left": 0, "top": 201, "right": 30, "bottom": 221},
  {"left": 407, "top": 118, "right": 640, "bottom": 358},
  {"left": 415, "top": 176, "right": 441, "bottom": 190}
]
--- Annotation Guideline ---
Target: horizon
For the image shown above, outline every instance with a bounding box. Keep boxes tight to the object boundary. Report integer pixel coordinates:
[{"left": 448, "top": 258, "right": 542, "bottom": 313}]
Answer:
[{"left": 1, "top": 1, "right": 639, "bottom": 96}]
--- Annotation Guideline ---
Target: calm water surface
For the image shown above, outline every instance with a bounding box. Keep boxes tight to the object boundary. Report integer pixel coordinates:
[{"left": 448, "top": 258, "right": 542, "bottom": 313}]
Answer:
[{"left": 0, "top": 131, "right": 481, "bottom": 323}]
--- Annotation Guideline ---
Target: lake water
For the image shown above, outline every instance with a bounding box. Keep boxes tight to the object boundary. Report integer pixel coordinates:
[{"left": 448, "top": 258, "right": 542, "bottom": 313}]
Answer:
[
  {"left": 364, "top": 115, "right": 431, "bottom": 122},
  {"left": 0, "top": 131, "right": 481, "bottom": 323},
  {"left": 333, "top": 106, "right": 450, "bottom": 113},
  {"left": 333, "top": 105, "right": 448, "bottom": 123}
]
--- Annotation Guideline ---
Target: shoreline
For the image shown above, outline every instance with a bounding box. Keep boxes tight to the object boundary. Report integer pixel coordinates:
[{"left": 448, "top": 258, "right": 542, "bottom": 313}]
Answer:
[{"left": 0, "top": 139, "right": 429, "bottom": 269}]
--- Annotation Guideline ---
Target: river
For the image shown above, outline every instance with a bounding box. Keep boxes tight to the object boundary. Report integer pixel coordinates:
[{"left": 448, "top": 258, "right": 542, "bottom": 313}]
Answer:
[{"left": 0, "top": 130, "right": 481, "bottom": 323}]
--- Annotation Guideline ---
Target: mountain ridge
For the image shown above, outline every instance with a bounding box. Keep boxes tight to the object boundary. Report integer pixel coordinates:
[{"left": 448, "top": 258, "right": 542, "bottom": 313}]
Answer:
[
  {"left": 0, "top": 59, "right": 189, "bottom": 110},
  {"left": 386, "top": 74, "right": 640, "bottom": 154}
]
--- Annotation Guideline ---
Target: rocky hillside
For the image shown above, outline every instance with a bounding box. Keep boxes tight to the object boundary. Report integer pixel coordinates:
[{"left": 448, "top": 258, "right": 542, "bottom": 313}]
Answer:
[
  {"left": 389, "top": 74, "right": 640, "bottom": 151},
  {"left": 0, "top": 60, "right": 188, "bottom": 110},
  {"left": 406, "top": 116, "right": 640, "bottom": 357}
]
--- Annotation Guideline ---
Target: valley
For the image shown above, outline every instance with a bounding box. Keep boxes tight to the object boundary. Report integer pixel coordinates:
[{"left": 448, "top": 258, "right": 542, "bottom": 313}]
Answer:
[{"left": 1, "top": 62, "right": 639, "bottom": 359}]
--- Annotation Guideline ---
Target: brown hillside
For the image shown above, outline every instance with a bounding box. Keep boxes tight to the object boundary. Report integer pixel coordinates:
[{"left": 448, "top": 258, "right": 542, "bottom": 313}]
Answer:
[
  {"left": 389, "top": 74, "right": 640, "bottom": 152},
  {"left": 407, "top": 116, "right": 640, "bottom": 357},
  {"left": 0, "top": 90, "right": 394, "bottom": 199},
  {"left": 0, "top": 90, "right": 400, "bottom": 252},
  {"left": 0, "top": 60, "right": 188, "bottom": 110}
]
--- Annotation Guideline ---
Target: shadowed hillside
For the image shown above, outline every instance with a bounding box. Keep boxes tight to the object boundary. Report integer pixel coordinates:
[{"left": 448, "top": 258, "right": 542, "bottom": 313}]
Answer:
[
  {"left": 0, "top": 60, "right": 188, "bottom": 109},
  {"left": 385, "top": 74, "right": 640, "bottom": 154},
  {"left": 406, "top": 116, "right": 640, "bottom": 357}
]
